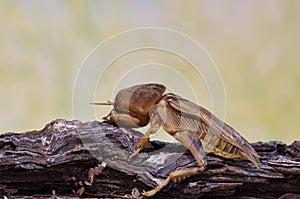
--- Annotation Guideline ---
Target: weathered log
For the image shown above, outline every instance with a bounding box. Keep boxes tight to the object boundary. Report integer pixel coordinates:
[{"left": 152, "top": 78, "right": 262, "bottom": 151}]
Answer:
[{"left": 0, "top": 119, "right": 299, "bottom": 198}]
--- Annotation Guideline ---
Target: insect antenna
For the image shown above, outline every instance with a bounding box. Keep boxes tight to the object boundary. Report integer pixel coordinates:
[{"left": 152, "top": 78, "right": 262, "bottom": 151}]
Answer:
[{"left": 89, "top": 101, "right": 114, "bottom": 106}]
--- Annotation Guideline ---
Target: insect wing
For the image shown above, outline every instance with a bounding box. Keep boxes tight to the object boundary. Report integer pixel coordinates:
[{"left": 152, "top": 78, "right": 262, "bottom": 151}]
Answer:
[{"left": 166, "top": 94, "right": 260, "bottom": 168}]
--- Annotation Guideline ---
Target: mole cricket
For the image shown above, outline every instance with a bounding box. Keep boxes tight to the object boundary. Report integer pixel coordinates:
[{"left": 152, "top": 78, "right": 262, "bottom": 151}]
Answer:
[{"left": 91, "top": 83, "right": 260, "bottom": 197}]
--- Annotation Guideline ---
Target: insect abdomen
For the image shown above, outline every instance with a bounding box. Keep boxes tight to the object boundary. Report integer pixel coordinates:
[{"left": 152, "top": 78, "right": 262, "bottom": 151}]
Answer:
[{"left": 197, "top": 132, "right": 244, "bottom": 159}]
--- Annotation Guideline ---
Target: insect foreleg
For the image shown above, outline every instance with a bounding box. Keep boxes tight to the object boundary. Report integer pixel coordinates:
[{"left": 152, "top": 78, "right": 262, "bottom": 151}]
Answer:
[{"left": 128, "top": 113, "right": 162, "bottom": 160}]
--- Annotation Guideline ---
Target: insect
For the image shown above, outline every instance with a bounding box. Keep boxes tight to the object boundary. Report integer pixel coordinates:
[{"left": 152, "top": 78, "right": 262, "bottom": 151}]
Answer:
[{"left": 91, "top": 83, "right": 260, "bottom": 197}]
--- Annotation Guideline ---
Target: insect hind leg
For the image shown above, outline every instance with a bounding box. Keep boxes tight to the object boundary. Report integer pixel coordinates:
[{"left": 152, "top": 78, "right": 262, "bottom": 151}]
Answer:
[
  {"left": 142, "top": 167, "right": 203, "bottom": 197},
  {"left": 173, "top": 130, "right": 207, "bottom": 167},
  {"left": 143, "top": 130, "right": 207, "bottom": 197}
]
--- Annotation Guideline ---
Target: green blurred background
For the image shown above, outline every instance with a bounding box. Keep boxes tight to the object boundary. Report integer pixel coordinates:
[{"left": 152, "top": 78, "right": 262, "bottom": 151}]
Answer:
[{"left": 1, "top": 1, "right": 299, "bottom": 144}]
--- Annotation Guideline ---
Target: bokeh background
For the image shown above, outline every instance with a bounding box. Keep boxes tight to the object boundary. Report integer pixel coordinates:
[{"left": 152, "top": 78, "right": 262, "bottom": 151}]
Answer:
[{"left": 1, "top": 1, "right": 299, "bottom": 144}]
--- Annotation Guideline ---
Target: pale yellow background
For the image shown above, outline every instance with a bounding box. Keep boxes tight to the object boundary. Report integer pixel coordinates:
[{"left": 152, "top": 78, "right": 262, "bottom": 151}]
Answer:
[{"left": 1, "top": 1, "right": 299, "bottom": 144}]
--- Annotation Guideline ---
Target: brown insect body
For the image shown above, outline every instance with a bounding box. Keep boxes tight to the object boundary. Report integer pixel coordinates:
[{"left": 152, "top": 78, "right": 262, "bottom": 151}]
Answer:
[{"left": 94, "top": 83, "right": 260, "bottom": 197}]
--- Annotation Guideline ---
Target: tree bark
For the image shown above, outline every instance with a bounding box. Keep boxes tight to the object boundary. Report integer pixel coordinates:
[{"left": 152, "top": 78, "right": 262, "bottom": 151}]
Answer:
[{"left": 0, "top": 119, "right": 299, "bottom": 199}]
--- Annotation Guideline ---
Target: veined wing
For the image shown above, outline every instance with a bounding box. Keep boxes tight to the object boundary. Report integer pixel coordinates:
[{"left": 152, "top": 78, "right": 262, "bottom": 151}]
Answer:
[{"left": 165, "top": 93, "right": 260, "bottom": 169}]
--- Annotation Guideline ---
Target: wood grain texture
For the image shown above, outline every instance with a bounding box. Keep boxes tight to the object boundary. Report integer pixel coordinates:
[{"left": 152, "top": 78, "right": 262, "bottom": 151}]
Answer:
[{"left": 0, "top": 119, "right": 299, "bottom": 198}]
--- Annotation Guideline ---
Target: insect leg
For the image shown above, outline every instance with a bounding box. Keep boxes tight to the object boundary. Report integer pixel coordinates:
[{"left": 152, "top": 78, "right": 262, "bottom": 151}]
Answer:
[
  {"left": 143, "top": 130, "right": 206, "bottom": 197},
  {"left": 128, "top": 113, "right": 162, "bottom": 159},
  {"left": 142, "top": 167, "right": 202, "bottom": 197},
  {"left": 173, "top": 130, "right": 207, "bottom": 167},
  {"left": 102, "top": 109, "right": 112, "bottom": 120}
]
